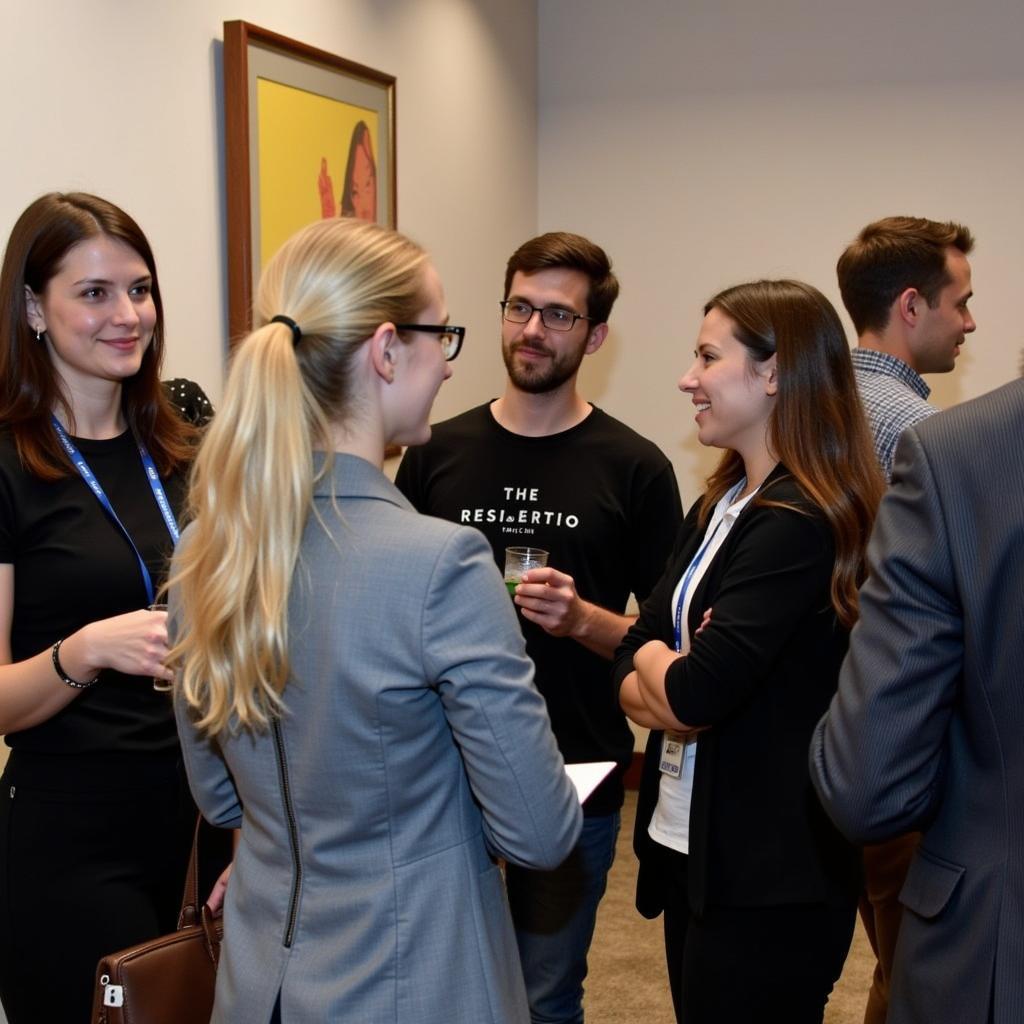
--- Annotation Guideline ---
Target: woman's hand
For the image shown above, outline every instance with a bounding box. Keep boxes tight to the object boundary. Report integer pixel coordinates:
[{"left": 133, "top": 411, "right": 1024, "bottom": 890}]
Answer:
[
  {"left": 65, "top": 608, "right": 172, "bottom": 683},
  {"left": 0, "top": 595, "right": 172, "bottom": 733},
  {"left": 206, "top": 862, "right": 233, "bottom": 914},
  {"left": 206, "top": 829, "right": 241, "bottom": 913},
  {"left": 695, "top": 606, "right": 713, "bottom": 636}
]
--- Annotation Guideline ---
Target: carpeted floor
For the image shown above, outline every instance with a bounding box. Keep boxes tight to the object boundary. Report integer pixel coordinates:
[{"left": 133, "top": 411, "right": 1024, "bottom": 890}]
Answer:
[
  {"left": 584, "top": 790, "right": 874, "bottom": 1023},
  {"left": 0, "top": 788, "right": 874, "bottom": 1024}
]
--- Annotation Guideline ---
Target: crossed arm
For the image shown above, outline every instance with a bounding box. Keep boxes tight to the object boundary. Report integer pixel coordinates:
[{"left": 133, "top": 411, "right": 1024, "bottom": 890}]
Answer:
[
  {"left": 614, "top": 502, "right": 835, "bottom": 737},
  {"left": 618, "top": 608, "right": 713, "bottom": 730}
]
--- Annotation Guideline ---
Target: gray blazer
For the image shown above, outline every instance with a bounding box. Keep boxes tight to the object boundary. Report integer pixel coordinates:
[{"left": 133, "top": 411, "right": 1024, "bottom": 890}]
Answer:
[
  {"left": 810, "top": 379, "right": 1024, "bottom": 1024},
  {"left": 173, "top": 455, "right": 582, "bottom": 1024}
]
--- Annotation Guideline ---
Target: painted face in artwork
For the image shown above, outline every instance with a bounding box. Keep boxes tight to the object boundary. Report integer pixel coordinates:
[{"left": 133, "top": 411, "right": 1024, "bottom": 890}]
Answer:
[{"left": 347, "top": 135, "right": 377, "bottom": 223}]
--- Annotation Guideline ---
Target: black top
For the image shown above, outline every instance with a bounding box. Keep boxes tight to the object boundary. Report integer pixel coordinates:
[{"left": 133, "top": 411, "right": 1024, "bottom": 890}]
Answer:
[
  {"left": 396, "top": 402, "right": 683, "bottom": 815},
  {"left": 613, "top": 468, "right": 860, "bottom": 913},
  {"left": 0, "top": 379, "right": 211, "bottom": 756}
]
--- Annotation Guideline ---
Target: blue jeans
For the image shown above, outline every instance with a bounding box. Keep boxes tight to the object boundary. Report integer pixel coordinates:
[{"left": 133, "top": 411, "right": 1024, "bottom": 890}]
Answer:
[{"left": 506, "top": 812, "right": 620, "bottom": 1024}]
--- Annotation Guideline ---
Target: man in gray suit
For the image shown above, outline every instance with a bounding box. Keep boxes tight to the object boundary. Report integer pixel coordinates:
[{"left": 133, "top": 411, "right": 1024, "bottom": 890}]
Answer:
[{"left": 810, "top": 377, "right": 1024, "bottom": 1024}]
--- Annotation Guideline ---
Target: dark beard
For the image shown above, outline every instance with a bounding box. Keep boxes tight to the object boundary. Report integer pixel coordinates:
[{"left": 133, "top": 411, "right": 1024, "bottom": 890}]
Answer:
[{"left": 501, "top": 340, "right": 587, "bottom": 394}]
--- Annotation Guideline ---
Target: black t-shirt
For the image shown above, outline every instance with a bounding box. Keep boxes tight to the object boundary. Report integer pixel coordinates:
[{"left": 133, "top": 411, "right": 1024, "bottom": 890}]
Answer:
[
  {"left": 0, "top": 380, "right": 211, "bottom": 756},
  {"left": 396, "top": 402, "right": 683, "bottom": 815}
]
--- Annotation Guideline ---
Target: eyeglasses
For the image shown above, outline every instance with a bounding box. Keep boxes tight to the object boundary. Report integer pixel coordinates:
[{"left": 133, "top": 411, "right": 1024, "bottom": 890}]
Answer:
[
  {"left": 499, "top": 300, "right": 592, "bottom": 332},
  {"left": 394, "top": 324, "right": 466, "bottom": 361}
]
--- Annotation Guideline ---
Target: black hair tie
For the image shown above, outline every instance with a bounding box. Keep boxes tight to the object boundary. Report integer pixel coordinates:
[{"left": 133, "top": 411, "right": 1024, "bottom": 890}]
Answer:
[{"left": 271, "top": 314, "right": 302, "bottom": 345}]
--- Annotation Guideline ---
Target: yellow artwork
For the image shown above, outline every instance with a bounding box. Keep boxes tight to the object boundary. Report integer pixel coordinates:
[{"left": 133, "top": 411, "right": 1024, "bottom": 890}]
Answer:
[{"left": 257, "top": 78, "right": 380, "bottom": 269}]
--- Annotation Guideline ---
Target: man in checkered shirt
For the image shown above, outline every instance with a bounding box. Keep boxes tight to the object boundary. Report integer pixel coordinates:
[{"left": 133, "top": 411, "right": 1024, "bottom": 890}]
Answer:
[
  {"left": 834, "top": 215, "right": 977, "bottom": 1024},
  {"left": 837, "top": 216, "right": 976, "bottom": 480}
]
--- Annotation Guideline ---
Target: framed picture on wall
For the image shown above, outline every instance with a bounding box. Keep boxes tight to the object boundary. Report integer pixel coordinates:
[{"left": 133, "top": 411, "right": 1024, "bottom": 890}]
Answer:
[{"left": 223, "top": 20, "right": 396, "bottom": 340}]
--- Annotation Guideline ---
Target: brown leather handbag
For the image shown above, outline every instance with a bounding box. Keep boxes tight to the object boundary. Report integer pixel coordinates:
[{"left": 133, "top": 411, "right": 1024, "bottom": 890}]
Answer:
[{"left": 91, "top": 820, "right": 223, "bottom": 1024}]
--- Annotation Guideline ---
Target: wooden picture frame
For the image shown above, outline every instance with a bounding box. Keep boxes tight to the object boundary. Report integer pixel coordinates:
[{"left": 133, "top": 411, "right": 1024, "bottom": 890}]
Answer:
[{"left": 223, "top": 21, "right": 396, "bottom": 341}]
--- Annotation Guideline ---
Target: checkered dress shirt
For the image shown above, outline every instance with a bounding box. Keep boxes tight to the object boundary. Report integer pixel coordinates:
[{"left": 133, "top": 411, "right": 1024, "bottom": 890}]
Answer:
[{"left": 852, "top": 348, "right": 938, "bottom": 481}]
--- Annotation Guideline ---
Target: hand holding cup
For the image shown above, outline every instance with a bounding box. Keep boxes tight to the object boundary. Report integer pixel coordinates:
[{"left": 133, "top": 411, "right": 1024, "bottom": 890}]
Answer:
[
  {"left": 148, "top": 603, "right": 173, "bottom": 692},
  {"left": 504, "top": 547, "right": 549, "bottom": 597}
]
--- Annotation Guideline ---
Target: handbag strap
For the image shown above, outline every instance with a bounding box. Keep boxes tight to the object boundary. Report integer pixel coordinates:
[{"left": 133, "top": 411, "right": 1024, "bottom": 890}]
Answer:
[{"left": 177, "top": 814, "right": 204, "bottom": 929}]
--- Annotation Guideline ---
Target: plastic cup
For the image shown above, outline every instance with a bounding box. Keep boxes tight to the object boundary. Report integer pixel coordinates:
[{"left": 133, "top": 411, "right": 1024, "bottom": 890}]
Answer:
[
  {"left": 148, "top": 603, "right": 172, "bottom": 692},
  {"left": 503, "top": 547, "right": 549, "bottom": 596}
]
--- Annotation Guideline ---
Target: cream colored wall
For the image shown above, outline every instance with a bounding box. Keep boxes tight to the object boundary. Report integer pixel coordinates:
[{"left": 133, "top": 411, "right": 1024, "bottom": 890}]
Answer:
[
  {"left": 537, "top": 0, "right": 1024, "bottom": 751},
  {"left": 0, "top": 0, "right": 538, "bottom": 779},
  {"left": 539, "top": 0, "right": 1024, "bottom": 504}
]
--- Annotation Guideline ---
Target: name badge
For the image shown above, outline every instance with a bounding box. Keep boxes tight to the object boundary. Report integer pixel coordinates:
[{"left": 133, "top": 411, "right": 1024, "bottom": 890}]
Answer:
[{"left": 659, "top": 731, "right": 685, "bottom": 778}]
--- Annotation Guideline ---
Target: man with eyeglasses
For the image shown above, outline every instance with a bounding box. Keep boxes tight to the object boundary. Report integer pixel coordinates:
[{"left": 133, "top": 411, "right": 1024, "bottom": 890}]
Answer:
[{"left": 397, "top": 231, "right": 682, "bottom": 1024}]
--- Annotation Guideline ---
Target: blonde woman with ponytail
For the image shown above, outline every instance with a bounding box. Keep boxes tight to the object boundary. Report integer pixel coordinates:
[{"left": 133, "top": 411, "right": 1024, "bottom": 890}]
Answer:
[{"left": 168, "top": 218, "right": 581, "bottom": 1024}]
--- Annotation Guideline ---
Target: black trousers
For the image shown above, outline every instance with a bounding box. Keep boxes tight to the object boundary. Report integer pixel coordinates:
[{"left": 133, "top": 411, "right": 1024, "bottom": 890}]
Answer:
[
  {"left": 0, "top": 750, "right": 229, "bottom": 1024},
  {"left": 659, "top": 845, "right": 856, "bottom": 1024}
]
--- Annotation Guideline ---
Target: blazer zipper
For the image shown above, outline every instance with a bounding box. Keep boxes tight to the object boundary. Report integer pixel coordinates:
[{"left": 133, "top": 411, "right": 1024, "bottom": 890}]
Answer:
[{"left": 271, "top": 718, "right": 303, "bottom": 949}]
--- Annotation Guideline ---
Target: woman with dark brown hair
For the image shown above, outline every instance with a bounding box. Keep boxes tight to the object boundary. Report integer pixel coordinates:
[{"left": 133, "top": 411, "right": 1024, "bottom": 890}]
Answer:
[
  {"left": 0, "top": 192, "right": 217, "bottom": 1023},
  {"left": 615, "top": 279, "right": 884, "bottom": 1023}
]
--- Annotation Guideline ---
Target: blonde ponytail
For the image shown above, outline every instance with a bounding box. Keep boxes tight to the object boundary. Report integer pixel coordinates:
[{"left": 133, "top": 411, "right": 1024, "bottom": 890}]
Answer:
[{"left": 168, "top": 218, "right": 429, "bottom": 735}]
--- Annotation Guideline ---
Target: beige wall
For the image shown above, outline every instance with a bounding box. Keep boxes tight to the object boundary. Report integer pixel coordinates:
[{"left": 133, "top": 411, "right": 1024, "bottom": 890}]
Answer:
[{"left": 538, "top": 0, "right": 1024, "bottom": 508}]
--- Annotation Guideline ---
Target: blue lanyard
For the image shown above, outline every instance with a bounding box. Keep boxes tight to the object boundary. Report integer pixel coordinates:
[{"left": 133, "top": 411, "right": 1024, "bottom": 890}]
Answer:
[
  {"left": 52, "top": 415, "right": 180, "bottom": 605},
  {"left": 672, "top": 481, "right": 759, "bottom": 652},
  {"left": 673, "top": 516, "right": 726, "bottom": 654}
]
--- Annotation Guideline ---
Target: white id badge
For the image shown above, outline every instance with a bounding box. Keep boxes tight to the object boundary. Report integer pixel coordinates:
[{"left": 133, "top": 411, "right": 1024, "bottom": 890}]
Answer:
[{"left": 659, "top": 732, "right": 685, "bottom": 778}]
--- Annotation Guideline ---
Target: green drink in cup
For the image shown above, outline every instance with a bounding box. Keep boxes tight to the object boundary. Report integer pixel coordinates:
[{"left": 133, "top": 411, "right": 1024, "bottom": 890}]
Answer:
[
  {"left": 148, "top": 603, "right": 172, "bottom": 692},
  {"left": 504, "top": 547, "right": 549, "bottom": 596}
]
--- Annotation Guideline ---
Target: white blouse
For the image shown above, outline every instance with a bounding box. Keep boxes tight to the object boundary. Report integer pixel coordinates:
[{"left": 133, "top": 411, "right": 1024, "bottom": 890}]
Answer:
[{"left": 648, "top": 479, "right": 757, "bottom": 854}]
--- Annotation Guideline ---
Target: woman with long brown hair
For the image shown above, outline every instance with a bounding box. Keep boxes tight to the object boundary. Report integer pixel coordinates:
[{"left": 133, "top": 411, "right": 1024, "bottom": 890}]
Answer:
[
  {"left": 0, "top": 192, "right": 216, "bottom": 1023},
  {"left": 615, "top": 279, "right": 884, "bottom": 1022}
]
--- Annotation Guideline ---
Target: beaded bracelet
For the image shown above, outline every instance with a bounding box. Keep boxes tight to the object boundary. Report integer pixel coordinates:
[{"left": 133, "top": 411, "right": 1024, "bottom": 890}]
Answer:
[{"left": 51, "top": 637, "right": 100, "bottom": 689}]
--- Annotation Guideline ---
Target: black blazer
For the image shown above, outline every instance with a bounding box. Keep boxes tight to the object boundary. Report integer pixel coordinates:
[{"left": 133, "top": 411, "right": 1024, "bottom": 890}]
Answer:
[{"left": 613, "top": 466, "right": 860, "bottom": 917}]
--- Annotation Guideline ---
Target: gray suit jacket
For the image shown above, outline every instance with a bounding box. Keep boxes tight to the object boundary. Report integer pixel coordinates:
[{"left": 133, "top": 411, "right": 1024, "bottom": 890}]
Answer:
[
  {"left": 811, "top": 379, "right": 1024, "bottom": 1024},
  {"left": 173, "top": 455, "right": 582, "bottom": 1024}
]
